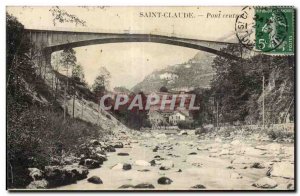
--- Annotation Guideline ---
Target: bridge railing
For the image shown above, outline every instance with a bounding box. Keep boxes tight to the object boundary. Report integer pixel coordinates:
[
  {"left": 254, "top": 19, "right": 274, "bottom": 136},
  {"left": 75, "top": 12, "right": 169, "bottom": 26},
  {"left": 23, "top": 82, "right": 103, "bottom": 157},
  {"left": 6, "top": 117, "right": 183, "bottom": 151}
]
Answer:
[
  {"left": 26, "top": 26, "right": 185, "bottom": 37},
  {"left": 25, "top": 26, "right": 233, "bottom": 43}
]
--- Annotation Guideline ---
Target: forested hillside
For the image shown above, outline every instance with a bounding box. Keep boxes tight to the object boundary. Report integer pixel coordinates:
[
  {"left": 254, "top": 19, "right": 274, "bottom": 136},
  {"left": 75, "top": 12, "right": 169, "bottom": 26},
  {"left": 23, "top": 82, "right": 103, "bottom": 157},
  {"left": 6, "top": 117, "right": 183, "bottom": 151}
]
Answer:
[
  {"left": 132, "top": 52, "right": 216, "bottom": 93},
  {"left": 6, "top": 13, "right": 122, "bottom": 188},
  {"left": 211, "top": 45, "right": 294, "bottom": 125}
]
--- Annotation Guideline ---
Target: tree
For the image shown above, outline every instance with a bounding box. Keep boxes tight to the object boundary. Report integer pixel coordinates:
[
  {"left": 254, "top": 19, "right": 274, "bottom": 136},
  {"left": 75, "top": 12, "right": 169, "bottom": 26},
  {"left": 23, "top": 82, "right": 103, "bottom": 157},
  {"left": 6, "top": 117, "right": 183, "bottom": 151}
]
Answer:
[
  {"left": 59, "top": 48, "right": 77, "bottom": 77},
  {"left": 6, "top": 12, "right": 44, "bottom": 188},
  {"left": 211, "top": 44, "right": 253, "bottom": 124},
  {"left": 6, "top": 12, "right": 32, "bottom": 95},
  {"left": 49, "top": 6, "right": 86, "bottom": 26},
  {"left": 113, "top": 86, "right": 131, "bottom": 93},
  {"left": 159, "top": 86, "right": 168, "bottom": 92},
  {"left": 190, "top": 88, "right": 214, "bottom": 127},
  {"left": 92, "top": 67, "right": 111, "bottom": 98},
  {"left": 51, "top": 52, "right": 62, "bottom": 72},
  {"left": 211, "top": 43, "right": 295, "bottom": 125},
  {"left": 72, "top": 63, "right": 85, "bottom": 82}
]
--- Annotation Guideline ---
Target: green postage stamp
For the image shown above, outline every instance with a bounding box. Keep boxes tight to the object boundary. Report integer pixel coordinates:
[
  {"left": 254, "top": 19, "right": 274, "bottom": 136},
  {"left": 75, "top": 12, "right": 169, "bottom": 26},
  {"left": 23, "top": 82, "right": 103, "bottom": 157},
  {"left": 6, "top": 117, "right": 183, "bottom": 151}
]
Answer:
[
  {"left": 235, "top": 6, "right": 294, "bottom": 55},
  {"left": 255, "top": 7, "right": 294, "bottom": 54}
]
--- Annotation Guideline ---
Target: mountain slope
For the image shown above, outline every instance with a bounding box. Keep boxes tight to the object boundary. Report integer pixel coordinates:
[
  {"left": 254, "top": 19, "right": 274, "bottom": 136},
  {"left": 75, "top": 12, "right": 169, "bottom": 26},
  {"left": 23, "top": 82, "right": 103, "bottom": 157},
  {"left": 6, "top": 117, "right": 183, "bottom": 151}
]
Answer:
[{"left": 132, "top": 52, "right": 216, "bottom": 93}]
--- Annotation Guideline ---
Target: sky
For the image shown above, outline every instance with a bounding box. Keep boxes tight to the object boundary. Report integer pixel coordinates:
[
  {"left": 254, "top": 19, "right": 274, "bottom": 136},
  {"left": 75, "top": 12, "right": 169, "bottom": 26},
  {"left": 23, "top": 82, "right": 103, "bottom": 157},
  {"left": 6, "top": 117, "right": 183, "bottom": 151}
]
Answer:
[
  {"left": 7, "top": 6, "right": 244, "bottom": 89},
  {"left": 74, "top": 43, "right": 198, "bottom": 89}
]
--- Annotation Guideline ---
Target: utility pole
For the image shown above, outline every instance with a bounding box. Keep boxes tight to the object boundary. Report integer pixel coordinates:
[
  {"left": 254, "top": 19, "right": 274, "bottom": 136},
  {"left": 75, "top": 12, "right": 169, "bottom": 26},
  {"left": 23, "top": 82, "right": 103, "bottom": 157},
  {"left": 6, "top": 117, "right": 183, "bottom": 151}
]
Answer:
[
  {"left": 96, "top": 100, "right": 100, "bottom": 125},
  {"left": 262, "top": 75, "right": 265, "bottom": 129},
  {"left": 63, "top": 81, "right": 67, "bottom": 120},
  {"left": 81, "top": 96, "right": 84, "bottom": 118},
  {"left": 284, "top": 98, "right": 294, "bottom": 123},
  {"left": 216, "top": 100, "right": 219, "bottom": 130},
  {"left": 72, "top": 91, "right": 75, "bottom": 118},
  {"left": 63, "top": 66, "right": 69, "bottom": 121}
]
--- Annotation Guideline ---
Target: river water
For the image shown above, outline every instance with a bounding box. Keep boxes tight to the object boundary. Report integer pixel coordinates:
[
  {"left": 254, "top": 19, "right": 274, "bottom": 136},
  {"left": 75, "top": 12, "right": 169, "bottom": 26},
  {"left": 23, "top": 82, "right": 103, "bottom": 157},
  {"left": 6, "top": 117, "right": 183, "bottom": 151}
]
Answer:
[{"left": 55, "top": 130, "right": 294, "bottom": 190}]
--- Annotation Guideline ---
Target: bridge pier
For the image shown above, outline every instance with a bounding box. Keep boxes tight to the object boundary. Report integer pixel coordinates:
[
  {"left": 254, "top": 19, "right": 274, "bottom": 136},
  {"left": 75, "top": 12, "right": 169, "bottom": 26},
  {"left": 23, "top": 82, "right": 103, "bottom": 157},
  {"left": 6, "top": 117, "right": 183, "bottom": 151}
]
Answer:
[{"left": 36, "top": 50, "right": 52, "bottom": 79}]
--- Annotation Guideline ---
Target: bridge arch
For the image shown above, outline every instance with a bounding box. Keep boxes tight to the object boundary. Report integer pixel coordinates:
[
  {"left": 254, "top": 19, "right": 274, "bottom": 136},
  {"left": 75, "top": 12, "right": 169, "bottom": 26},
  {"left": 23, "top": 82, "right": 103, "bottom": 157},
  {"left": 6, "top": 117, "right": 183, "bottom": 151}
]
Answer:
[
  {"left": 46, "top": 36, "right": 240, "bottom": 61},
  {"left": 25, "top": 29, "right": 242, "bottom": 61}
]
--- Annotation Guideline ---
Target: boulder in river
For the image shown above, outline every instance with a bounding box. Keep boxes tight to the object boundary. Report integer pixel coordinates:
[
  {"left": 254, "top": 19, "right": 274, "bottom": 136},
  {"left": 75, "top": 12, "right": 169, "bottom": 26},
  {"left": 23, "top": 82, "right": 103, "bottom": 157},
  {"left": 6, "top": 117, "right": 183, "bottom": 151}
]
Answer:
[
  {"left": 135, "top": 160, "right": 151, "bottom": 166},
  {"left": 44, "top": 165, "right": 88, "bottom": 187},
  {"left": 159, "top": 160, "right": 174, "bottom": 170},
  {"left": 191, "top": 184, "right": 206, "bottom": 189},
  {"left": 267, "top": 162, "right": 294, "bottom": 179},
  {"left": 89, "top": 153, "right": 107, "bottom": 163},
  {"left": 105, "top": 145, "right": 116, "bottom": 152},
  {"left": 26, "top": 179, "right": 48, "bottom": 189},
  {"left": 64, "top": 165, "right": 89, "bottom": 180},
  {"left": 94, "top": 146, "right": 105, "bottom": 154},
  {"left": 62, "top": 155, "right": 79, "bottom": 165},
  {"left": 253, "top": 177, "right": 277, "bottom": 188},
  {"left": 250, "top": 162, "right": 265, "bottom": 169},
  {"left": 123, "top": 163, "right": 132, "bottom": 170},
  {"left": 117, "top": 152, "right": 129, "bottom": 156},
  {"left": 226, "top": 166, "right": 235, "bottom": 169},
  {"left": 28, "top": 168, "right": 43, "bottom": 181},
  {"left": 113, "top": 142, "right": 124, "bottom": 148},
  {"left": 154, "top": 155, "right": 163, "bottom": 160},
  {"left": 138, "top": 169, "right": 150, "bottom": 172},
  {"left": 119, "top": 184, "right": 135, "bottom": 189},
  {"left": 79, "top": 158, "right": 101, "bottom": 169},
  {"left": 150, "top": 159, "right": 157, "bottom": 166},
  {"left": 287, "top": 183, "right": 295, "bottom": 190},
  {"left": 157, "top": 177, "right": 173, "bottom": 185},
  {"left": 178, "top": 130, "right": 188, "bottom": 135},
  {"left": 87, "top": 176, "right": 103, "bottom": 184},
  {"left": 134, "top": 183, "right": 155, "bottom": 189},
  {"left": 90, "top": 139, "right": 100, "bottom": 146},
  {"left": 153, "top": 146, "right": 159, "bottom": 152}
]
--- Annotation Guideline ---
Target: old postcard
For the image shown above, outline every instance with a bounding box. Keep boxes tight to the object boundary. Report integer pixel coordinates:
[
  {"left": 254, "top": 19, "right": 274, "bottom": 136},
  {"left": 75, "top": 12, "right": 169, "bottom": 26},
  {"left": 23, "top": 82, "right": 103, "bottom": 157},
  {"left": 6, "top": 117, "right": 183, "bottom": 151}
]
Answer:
[{"left": 6, "top": 6, "right": 295, "bottom": 191}]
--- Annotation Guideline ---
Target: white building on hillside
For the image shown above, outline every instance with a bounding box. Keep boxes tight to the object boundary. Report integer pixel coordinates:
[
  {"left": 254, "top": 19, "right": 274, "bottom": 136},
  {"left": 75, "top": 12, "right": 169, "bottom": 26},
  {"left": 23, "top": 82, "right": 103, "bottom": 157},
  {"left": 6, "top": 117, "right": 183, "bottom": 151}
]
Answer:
[
  {"left": 159, "top": 73, "right": 178, "bottom": 80},
  {"left": 169, "top": 111, "right": 188, "bottom": 125}
]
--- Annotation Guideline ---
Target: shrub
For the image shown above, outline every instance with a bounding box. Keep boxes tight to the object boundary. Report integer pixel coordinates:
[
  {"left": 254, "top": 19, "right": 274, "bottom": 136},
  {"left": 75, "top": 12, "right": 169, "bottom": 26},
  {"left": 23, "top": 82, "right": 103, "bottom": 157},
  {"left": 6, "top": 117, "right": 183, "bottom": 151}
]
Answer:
[
  {"left": 267, "top": 129, "right": 294, "bottom": 141},
  {"left": 7, "top": 101, "right": 104, "bottom": 188},
  {"left": 177, "top": 120, "right": 194, "bottom": 129},
  {"left": 142, "top": 119, "right": 152, "bottom": 128},
  {"left": 195, "top": 126, "right": 207, "bottom": 135},
  {"left": 106, "top": 114, "right": 111, "bottom": 119}
]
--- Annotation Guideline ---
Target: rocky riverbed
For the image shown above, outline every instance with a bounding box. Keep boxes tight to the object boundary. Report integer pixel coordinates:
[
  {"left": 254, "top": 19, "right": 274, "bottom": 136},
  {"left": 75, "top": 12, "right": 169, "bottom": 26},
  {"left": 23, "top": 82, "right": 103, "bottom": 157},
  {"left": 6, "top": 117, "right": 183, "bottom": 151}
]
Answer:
[{"left": 47, "top": 129, "right": 295, "bottom": 191}]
